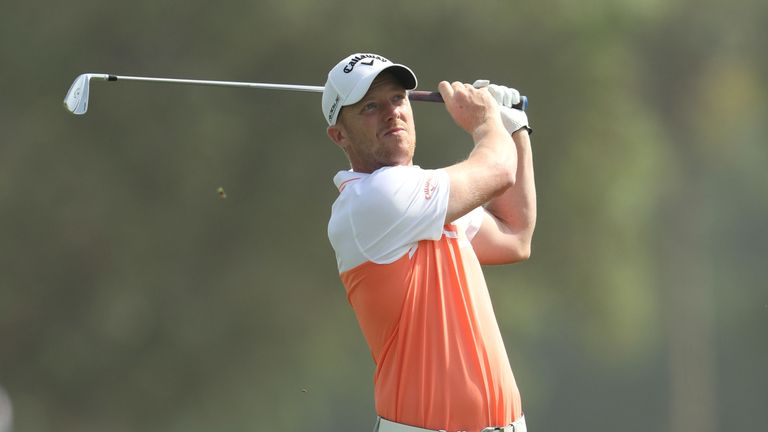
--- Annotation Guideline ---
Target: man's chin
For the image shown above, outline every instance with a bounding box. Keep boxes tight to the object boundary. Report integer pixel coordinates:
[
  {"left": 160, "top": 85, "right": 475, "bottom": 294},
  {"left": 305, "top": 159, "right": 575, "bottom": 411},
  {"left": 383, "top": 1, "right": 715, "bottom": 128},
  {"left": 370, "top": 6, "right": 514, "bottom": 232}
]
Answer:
[{"left": 384, "top": 153, "right": 414, "bottom": 167}]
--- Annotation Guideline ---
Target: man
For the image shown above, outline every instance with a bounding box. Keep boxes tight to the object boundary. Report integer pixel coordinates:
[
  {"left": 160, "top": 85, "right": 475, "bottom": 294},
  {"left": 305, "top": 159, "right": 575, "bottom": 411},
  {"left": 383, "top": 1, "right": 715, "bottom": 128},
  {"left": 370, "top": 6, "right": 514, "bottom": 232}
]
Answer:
[{"left": 322, "top": 53, "right": 536, "bottom": 432}]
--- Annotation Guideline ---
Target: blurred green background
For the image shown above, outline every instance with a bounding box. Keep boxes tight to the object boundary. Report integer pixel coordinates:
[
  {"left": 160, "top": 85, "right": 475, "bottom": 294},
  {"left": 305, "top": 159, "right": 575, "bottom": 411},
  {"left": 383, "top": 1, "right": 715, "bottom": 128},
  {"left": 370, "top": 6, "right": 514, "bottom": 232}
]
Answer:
[{"left": 1, "top": 0, "right": 766, "bottom": 431}]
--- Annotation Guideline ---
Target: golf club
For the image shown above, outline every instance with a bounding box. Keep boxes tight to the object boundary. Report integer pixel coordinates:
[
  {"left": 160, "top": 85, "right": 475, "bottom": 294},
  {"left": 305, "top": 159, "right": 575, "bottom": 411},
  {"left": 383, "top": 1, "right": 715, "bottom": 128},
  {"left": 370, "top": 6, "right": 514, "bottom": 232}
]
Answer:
[{"left": 63, "top": 73, "right": 528, "bottom": 115}]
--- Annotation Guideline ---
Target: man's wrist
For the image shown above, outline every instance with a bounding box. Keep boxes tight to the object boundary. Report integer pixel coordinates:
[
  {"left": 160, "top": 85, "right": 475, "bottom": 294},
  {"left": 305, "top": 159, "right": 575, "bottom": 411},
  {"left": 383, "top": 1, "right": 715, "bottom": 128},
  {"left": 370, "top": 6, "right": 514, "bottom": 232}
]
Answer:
[
  {"left": 472, "top": 118, "right": 509, "bottom": 143},
  {"left": 512, "top": 127, "right": 533, "bottom": 144}
]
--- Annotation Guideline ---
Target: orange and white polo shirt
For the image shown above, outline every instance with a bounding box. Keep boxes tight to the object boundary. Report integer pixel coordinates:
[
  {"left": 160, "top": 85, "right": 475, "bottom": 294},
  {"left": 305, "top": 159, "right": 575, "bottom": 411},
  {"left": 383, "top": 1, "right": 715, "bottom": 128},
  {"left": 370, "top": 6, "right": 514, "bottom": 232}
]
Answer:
[{"left": 328, "top": 165, "right": 522, "bottom": 432}]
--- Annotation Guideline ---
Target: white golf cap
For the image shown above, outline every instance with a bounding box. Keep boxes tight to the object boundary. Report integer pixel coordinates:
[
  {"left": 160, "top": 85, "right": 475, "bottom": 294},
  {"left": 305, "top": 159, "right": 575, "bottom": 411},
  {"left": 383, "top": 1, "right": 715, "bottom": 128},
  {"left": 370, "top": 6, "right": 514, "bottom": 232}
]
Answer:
[{"left": 322, "top": 53, "right": 417, "bottom": 125}]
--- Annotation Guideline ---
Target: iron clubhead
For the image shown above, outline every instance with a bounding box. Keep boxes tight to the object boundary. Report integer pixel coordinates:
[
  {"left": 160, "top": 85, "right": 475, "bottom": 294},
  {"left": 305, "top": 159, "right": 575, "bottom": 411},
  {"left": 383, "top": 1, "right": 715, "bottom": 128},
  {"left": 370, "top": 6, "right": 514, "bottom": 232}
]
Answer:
[{"left": 63, "top": 73, "right": 109, "bottom": 115}]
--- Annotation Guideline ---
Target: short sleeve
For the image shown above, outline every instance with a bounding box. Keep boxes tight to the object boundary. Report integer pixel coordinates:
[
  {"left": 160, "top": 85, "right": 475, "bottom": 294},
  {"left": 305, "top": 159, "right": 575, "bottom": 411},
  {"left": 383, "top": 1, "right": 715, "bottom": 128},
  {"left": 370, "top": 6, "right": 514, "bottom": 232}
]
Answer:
[{"left": 344, "top": 165, "right": 450, "bottom": 266}]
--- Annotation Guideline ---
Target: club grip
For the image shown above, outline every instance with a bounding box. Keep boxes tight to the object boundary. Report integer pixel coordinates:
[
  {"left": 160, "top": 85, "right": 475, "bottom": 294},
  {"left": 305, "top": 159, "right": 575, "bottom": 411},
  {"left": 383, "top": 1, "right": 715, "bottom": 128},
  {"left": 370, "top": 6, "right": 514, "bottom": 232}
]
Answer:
[{"left": 409, "top": 91, "right": 528, "bottom": 111}]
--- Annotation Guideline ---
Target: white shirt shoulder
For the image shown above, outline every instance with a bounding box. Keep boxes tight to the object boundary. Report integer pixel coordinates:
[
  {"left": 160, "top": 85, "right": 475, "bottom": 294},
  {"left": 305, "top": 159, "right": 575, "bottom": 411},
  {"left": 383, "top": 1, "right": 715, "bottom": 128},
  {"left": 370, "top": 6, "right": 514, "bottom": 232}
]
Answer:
[{"left": 328, "top": 165, "right": 485, "bottom": 273}]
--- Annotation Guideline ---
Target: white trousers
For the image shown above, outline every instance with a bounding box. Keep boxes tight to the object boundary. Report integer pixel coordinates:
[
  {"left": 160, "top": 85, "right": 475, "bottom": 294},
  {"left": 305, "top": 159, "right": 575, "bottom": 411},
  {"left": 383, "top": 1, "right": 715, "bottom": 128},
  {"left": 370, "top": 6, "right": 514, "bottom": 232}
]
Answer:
[{"left": 374, "top": 415, "right": 527, "bottom": 432}]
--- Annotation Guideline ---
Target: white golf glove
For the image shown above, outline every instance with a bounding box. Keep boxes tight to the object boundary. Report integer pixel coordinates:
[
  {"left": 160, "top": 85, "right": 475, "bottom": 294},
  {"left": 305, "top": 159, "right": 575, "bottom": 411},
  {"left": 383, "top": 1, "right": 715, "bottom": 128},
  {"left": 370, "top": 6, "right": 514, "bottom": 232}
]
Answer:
[{"left": 473, "top": 79, "right": 531, "bottom": 134}]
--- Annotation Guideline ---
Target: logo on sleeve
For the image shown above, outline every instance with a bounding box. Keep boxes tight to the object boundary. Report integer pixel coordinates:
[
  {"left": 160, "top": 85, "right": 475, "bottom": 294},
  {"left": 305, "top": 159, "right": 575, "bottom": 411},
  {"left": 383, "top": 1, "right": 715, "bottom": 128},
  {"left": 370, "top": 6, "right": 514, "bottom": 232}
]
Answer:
[{"left": 423, "top": 175, "right": 437, "bottom": 200}]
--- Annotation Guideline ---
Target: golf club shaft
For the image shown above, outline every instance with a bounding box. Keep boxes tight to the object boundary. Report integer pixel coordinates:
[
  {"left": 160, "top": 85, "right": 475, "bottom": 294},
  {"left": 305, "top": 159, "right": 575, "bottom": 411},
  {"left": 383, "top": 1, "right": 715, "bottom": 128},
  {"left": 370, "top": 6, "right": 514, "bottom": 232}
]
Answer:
[
  {"left": 103, "top": 75, "right": 527, "bottom": 109},
  {"left": 108, "top": 74, "right": 325, "bottom": 93},
  {"left": 64, "top": 73, "right": 528, "bottom": 115}
]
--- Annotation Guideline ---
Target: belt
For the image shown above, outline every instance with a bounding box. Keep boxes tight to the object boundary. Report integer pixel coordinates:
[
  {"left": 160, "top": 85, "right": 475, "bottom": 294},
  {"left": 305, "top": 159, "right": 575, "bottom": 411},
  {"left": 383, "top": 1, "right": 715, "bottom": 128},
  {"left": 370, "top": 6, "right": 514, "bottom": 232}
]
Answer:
[{"left": 375, "top": 415, "right": 527, "bottom": 432}]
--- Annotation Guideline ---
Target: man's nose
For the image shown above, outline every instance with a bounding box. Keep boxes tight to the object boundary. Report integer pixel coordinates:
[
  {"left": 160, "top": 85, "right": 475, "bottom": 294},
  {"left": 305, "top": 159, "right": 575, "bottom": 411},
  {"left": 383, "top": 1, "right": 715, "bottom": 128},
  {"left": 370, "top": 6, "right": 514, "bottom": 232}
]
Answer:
[{"left": 383, "top": 100, "right": 402, "bottom": 120}]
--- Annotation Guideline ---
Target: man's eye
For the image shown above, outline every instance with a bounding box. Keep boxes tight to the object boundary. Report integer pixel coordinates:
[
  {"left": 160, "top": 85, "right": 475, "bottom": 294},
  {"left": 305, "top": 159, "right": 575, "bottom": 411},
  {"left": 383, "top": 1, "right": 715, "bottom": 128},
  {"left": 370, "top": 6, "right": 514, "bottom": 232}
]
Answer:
[{"left": 363, "top": 102, "right": 378, "bottom": 111}]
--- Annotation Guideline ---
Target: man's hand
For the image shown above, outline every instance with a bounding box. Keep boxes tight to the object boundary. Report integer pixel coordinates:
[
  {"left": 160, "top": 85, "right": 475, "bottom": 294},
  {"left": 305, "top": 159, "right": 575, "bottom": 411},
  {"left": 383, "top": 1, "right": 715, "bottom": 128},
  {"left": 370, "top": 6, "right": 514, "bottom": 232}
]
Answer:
[
  {"left": 437, "top": 81, "right": 504, "bottom": 135},
  {"left": 473, "top": 80, "right": 531, "bottom": 135}
]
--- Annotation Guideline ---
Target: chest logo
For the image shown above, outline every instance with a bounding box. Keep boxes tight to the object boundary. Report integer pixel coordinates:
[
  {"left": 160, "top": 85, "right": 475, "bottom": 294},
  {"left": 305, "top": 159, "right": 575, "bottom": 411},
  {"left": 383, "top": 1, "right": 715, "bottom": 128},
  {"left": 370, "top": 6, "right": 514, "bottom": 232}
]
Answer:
[{"left": 424, "top": 175, "right": 437, "bottom": 200}]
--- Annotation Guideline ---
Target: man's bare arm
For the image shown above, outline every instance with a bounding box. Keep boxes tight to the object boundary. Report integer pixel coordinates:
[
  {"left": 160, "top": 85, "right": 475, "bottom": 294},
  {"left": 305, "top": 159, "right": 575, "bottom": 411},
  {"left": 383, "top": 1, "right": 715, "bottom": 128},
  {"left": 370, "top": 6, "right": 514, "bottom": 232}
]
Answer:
[
  {"left": 439, "top": 81, "right": 518, "bottom": 224},
  {"left": 471, "top": 129, "right": 536, "bottom": 264}
]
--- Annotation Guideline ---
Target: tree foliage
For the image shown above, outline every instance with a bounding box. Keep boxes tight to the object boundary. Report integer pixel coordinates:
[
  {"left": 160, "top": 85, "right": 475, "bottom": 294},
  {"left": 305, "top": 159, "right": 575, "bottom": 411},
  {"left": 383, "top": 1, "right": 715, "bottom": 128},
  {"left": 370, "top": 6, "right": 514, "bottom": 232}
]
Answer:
[{"left": 1, "top": 0, "right": 766, "bottom": 431}]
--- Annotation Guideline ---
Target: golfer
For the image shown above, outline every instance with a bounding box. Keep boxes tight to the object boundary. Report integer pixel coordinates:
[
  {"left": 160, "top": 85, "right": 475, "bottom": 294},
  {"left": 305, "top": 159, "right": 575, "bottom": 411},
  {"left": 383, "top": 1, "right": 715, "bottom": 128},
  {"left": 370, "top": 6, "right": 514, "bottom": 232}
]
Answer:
[{"left": 323, "top": 53, "right": 536, "bottom": 432}]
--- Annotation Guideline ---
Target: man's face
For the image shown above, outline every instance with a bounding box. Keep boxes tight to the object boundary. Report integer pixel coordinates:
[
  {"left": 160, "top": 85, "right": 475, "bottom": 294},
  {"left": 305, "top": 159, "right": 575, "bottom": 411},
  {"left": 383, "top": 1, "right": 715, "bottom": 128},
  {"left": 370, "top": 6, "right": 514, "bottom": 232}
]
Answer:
[{"left": 328, "top": 72, "right": 416, "bottom": 173}]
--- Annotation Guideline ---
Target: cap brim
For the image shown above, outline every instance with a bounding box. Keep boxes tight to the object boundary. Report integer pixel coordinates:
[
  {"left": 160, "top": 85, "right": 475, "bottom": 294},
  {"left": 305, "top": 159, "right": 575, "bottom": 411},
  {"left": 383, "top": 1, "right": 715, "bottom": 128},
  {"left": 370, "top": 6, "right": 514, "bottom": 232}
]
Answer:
[
  {"left": 386, "top": 65, "right": 417, "bottom": 90},
  {"left": 344, "top": 64, "right": 418, "bottom": 107}
]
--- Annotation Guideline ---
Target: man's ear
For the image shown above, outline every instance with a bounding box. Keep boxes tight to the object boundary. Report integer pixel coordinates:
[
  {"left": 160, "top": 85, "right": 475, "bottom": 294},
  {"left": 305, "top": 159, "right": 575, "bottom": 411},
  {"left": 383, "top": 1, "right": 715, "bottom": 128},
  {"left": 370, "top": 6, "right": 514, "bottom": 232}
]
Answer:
[{"left": 327, "top": 124, "right": 346, "bottom": 149}]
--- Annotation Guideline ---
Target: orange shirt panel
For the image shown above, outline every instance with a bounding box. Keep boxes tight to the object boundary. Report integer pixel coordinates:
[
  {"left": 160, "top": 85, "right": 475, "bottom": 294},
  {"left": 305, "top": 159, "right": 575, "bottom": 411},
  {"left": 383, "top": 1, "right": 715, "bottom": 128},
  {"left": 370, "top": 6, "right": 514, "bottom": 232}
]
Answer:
[{"left": 341, "top": 227, "right": 521, "bottom": 432}]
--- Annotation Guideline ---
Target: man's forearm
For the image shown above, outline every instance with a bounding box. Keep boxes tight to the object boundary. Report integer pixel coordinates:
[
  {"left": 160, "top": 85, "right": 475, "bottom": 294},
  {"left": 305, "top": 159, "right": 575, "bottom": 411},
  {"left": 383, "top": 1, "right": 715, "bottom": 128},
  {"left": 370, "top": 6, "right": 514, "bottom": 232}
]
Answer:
[{"left": 484, "top": 129, "right": 537, "bottom": 236}]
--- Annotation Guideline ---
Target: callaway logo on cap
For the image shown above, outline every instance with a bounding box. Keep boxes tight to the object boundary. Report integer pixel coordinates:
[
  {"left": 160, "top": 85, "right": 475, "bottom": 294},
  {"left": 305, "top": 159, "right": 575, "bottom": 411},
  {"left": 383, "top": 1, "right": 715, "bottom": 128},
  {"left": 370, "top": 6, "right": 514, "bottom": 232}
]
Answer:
[{"left": 322, "top": 53, "right": 418, "bottom": 125}]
